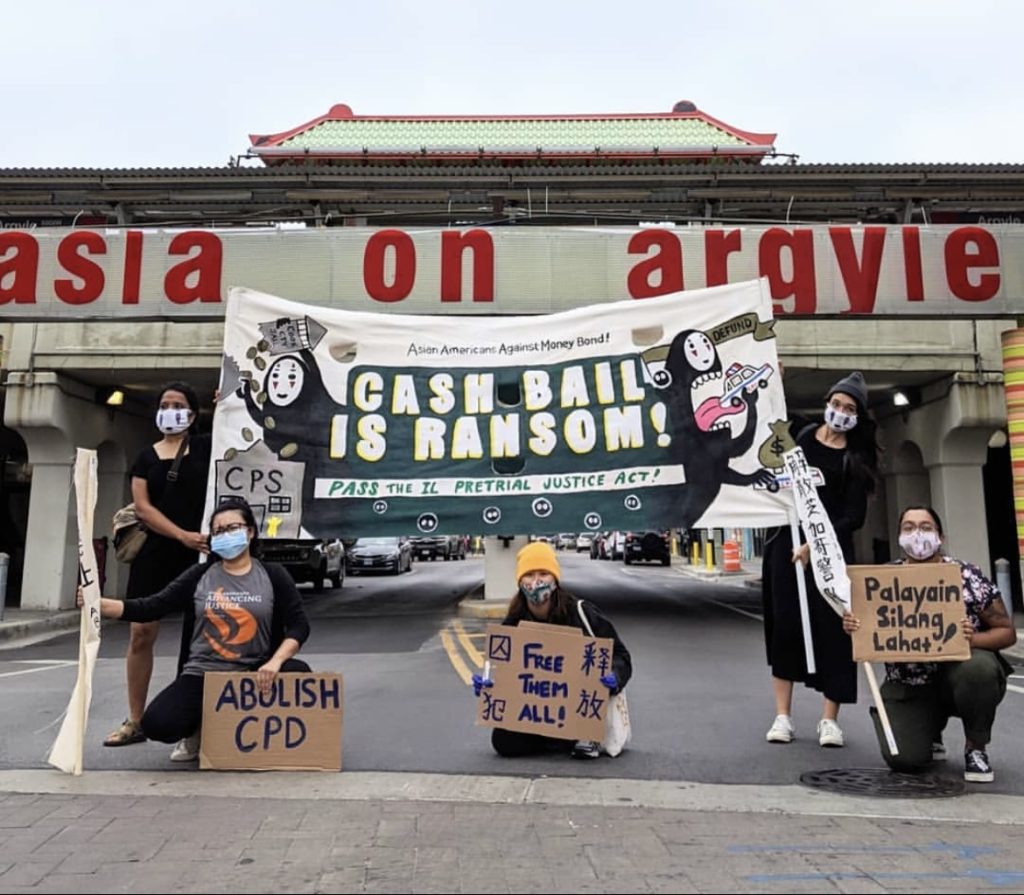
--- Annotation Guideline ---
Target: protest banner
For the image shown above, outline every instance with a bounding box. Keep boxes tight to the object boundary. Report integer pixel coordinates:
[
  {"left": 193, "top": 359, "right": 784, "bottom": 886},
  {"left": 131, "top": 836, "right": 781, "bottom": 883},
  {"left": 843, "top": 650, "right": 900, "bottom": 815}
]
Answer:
[
  {"left": 199, "top": 672, "right": 343, "bottom": 771},
  {"left": 475, "top": 622, "right": 615, "bottom": 742},
  {"left": 208, "top": 279, "right": 792, "bottom": 538},
  {"left": 48, "top": 449, "right": 103, "bottom": 775},
  {"left": 849, "top": 564, "right": 971, "bottom": 663}
]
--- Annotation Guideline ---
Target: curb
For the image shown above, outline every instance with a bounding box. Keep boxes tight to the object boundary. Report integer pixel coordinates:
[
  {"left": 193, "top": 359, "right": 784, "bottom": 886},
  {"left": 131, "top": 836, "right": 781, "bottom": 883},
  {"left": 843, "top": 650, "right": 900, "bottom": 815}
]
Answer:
[
  {"left": 456, "top": 584, "right": 507, "bottom": 619},
  {"left": 0, "top": 610, "right": 80, "bottom": 648}
]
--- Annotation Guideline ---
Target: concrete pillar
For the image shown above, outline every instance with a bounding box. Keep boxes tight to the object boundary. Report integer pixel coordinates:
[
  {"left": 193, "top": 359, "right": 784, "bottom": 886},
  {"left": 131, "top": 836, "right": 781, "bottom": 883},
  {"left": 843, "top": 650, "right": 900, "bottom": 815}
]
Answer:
[
  {"left": 927, "top": 461, "right": 990, "bottom": 565},
  {"left": 4, "top": 372, "right": 144, "bottom": 609},
  {"left": 21, "top": 459, "right": 78, "bottom": 609},
  {"left": 483, "top": 535, "right": 529, "bottom": 601}
]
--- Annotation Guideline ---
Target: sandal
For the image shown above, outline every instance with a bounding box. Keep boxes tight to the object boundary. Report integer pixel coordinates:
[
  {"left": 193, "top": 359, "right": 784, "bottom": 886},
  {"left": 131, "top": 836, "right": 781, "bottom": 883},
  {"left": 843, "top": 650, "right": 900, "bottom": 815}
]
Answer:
[{"left": 103, "top": 718, "right": 146, "bottom": 747}]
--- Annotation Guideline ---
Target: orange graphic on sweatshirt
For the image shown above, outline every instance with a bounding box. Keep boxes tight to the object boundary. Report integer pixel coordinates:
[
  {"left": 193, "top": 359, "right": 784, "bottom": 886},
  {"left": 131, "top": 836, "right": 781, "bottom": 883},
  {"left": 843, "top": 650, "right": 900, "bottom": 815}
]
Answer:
[{"left": 203, "top": 588, "right": 258, "bottom": 659}]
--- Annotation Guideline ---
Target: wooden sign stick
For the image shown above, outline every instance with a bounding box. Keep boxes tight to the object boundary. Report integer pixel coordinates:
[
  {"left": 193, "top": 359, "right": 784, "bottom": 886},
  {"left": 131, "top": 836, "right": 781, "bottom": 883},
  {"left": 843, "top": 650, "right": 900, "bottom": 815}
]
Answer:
[{"left": 862, "top": 661, "right": 899, "bottom": 756}]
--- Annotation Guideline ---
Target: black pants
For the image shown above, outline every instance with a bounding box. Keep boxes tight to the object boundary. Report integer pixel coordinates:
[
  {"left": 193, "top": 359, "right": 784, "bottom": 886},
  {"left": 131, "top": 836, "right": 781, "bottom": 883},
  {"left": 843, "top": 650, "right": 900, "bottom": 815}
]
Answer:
[
  {"left": 491, "top": 728, "right": 574, "bottom": 758},
  {"left": 872, "top": 650, "right": 1009, "bottom": 772},
  {"left": 141, "top": 659, "right": 312, "bottom": 743}
]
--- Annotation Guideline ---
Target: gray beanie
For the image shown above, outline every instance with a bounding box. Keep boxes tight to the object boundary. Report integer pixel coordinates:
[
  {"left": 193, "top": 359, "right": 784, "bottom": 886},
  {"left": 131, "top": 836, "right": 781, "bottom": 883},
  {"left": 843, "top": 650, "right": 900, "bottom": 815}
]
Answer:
[{"left": 827, "top": 371, "right": 868, "bottom": 409}]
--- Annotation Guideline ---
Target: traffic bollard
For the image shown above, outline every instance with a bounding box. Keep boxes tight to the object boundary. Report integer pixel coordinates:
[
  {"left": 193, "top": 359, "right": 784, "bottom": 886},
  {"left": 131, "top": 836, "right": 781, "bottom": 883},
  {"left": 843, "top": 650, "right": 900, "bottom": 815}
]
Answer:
[{"left": 0, "top": 553, "right": 8, "bottom": 622}]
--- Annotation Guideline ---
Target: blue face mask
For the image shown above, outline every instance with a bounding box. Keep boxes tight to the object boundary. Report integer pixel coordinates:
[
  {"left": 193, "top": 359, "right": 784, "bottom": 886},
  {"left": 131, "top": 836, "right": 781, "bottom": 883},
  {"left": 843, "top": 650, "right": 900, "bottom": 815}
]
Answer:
[
  {"left": 520, "top": 580, "right": 555, "bottom": 605},
  {"left": 211, "top": 529, "right": 249, "bottom": 560}
]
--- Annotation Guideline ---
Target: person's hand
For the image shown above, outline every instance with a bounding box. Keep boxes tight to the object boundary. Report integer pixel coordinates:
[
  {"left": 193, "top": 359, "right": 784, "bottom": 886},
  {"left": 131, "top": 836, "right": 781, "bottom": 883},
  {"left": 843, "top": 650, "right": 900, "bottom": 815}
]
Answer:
[
  {"left": 841, "top": 611, "right": 860, "bottom": 635},
  {"left": 75, "top": 586, "right": 84, "bottom": 609},
  {"left": 471, "top": 673, "right": 494, "bottom": 697},
  {"left": 256, "top": 659, "right": 282, "bottom": 694},
  {"left": 180, "top": 530, "right": 210, "bottom": 554},
  {"left": 961, "top": 616, "right": 975, "bottom": 644},
  {"left": 600, "top": 672, "right": 618, "bottom": 690},
  {"left": 791, "top": 543, "right": 810, "bottom": 567}
]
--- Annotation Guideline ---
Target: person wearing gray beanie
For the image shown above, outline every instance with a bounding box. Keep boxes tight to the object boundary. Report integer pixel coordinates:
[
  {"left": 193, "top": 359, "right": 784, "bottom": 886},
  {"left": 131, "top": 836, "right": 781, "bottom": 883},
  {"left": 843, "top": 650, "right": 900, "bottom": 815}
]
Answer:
[{"left": 761, "top": 371, "right": 880, "bottom": 749}]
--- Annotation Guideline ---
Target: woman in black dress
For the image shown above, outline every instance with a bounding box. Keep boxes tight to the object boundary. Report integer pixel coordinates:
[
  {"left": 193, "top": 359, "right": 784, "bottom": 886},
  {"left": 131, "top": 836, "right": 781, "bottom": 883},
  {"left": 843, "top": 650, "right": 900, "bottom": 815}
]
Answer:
[
  {"left": 103, "top": 381, "right": 212, "bottom": 749},
  {"left": 761, "top": 371, "right": 879, "bottom": 748}
]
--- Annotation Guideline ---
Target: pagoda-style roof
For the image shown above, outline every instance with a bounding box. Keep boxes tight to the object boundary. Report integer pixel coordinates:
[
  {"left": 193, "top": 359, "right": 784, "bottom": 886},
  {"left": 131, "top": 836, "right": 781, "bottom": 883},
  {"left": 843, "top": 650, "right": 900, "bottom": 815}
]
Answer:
[{"left": 249, "top": 101, "right": 776, "bottom": 165}]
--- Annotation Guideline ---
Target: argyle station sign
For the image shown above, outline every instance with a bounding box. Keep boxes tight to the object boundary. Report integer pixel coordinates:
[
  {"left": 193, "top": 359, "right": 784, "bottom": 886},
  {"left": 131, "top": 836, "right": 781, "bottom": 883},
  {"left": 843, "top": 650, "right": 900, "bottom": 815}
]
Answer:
[{"left": 1, "top": 224, "right": 1022, "bottom": 319}]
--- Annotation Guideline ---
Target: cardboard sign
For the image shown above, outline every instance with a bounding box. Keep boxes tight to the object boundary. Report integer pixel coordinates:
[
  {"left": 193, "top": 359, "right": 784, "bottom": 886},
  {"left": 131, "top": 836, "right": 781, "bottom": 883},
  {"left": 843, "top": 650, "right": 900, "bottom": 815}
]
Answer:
[
  {"left": 476, "top": 622, "right": 615, "bottom": 742},
  {"left": 849, "top": 564, "right": 971, "bottom": 663},
  {"left": 200, "top": 672, "right": 343, "bottom": 771}
]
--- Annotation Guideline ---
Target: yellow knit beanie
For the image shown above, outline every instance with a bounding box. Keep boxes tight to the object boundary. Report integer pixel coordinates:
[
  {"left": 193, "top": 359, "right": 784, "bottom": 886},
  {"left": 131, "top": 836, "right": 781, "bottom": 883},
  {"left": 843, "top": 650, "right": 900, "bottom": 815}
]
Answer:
[{"left": 516, "top": 541, "right": 561, "bottom": 583}]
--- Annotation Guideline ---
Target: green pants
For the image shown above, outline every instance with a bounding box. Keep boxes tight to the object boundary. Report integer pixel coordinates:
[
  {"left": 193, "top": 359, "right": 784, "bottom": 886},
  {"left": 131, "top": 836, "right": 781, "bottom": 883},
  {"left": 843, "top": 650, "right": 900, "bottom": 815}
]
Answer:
[{"left": 871, "top": 649, "right": 1010, "bottom": 772}]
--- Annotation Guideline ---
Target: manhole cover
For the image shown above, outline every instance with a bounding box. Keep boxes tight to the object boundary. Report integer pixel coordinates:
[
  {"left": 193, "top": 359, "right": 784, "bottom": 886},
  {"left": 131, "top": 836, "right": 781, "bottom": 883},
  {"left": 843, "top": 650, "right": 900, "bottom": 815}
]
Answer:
[{"left": 800, "top": 767, "right": 965, "bottom": 798}]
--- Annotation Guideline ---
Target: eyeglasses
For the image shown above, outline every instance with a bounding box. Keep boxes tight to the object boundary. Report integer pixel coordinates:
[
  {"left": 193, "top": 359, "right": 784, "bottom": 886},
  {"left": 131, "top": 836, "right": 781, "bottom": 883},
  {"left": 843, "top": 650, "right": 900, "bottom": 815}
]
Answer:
[
  {"left": 212, "top": 522, "right": 248, "bottom": 537},
  {"left": 900, "top": 522, "right": 938, "bottom": 534}
]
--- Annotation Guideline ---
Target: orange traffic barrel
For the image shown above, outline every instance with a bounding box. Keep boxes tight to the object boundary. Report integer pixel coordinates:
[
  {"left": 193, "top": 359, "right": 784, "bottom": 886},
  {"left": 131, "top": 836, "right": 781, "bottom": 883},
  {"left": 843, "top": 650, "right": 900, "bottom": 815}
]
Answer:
[{"left": 722, "top": 540, "right": 741, "bottom": 573}]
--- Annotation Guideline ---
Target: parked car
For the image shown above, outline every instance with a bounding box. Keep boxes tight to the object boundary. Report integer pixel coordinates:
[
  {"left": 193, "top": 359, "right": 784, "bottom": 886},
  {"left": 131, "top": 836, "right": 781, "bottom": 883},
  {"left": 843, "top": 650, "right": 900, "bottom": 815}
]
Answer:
[
  {"left": 410, "top": 534, "right": 466, "bottom": 561},
  {"left": 556, "top": 533, "right": 577, "bottom": 551},
  {"left": 590, "top": 532, "right": 608, "bottom": 560},
  {"left": 257, "top": 538, "right": 345, "bottom": 592},
  {"left": 576, "top": 532, "right": 594, "bottom": 553},
  {"left": 604, "top": 531, "right": 626, "bottom": 561},
  {"left": 346, "top": 537, "right": 412, "bottom": 575},
  {"left": 624, "top": 530, "right": 671, "bottom": 566}
]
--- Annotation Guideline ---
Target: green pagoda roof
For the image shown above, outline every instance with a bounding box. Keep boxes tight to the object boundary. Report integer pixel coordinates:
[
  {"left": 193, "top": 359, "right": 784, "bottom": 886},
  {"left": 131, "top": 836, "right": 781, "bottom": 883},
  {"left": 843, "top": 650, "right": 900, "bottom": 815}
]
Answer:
[{"left": 250, "top": 102, "right": 776, "bottom": 164}]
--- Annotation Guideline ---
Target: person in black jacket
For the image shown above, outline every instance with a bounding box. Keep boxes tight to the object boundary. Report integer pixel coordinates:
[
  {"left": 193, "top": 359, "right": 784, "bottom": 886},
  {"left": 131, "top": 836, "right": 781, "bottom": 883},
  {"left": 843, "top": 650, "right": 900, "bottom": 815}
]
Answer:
[
  {"left": 482, "top": 541, "right": 632, "bottom": 760},
  {"left": 85, "top": 496, "right": 310, "bottom": 757},
  {"left": 761, "top": 371, "right": 879, "bottom": 749}
]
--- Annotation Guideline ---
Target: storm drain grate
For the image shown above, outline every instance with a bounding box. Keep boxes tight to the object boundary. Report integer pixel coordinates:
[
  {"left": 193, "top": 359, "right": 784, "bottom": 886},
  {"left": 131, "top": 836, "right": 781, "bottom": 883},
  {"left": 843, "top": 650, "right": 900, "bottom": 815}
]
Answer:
[{"left": 800, "top": 767, "right": 965, "bottom": 798}]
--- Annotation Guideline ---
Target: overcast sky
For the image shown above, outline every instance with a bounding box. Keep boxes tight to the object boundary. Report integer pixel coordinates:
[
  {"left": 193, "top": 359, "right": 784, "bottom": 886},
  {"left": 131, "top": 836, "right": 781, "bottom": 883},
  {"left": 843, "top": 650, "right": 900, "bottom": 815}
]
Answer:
[{"left": 5, "top": 0, "right": 1021, "bottom": 169}]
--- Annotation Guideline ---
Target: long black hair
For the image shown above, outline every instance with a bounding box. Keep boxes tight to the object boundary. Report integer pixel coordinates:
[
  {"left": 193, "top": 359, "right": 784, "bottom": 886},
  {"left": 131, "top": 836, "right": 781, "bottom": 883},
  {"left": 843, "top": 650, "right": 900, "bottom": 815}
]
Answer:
[{"left": 823, "top": 388, "right": 880, "bottom": 493}]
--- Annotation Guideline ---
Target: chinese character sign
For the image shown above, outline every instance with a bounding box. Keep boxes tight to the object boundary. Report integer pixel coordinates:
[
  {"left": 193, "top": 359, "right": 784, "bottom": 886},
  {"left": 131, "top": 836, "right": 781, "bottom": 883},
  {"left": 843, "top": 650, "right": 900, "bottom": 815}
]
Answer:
[
  {"left": 476, "top": 623, "right": 616, "bottom": 743},
  {"left": 783, "top": 446, "right": 851, "bottom": 614}
]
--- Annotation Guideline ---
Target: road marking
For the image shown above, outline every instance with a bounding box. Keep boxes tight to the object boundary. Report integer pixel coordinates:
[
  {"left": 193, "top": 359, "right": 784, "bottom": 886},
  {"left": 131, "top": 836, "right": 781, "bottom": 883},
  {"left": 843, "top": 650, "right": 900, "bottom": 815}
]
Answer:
[
  {"left": 440, "top": 627, "right": 474, "bottom": 685},
  {"left": 452, "top": 619, "right": 484, "bottom": 666},
  {"left": 1008, "top": 683, "right": 1024, "bottom": 695},
  {"left": 693, "top": 594, "right": 764, "bottom": 622},
  {"left": 0, "top": 660, "right": 76, "bottom": 679}
]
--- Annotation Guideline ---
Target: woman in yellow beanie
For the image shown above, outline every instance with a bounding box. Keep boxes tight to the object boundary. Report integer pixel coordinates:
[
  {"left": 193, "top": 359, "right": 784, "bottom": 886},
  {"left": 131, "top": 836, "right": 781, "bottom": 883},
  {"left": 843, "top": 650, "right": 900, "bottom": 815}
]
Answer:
[{"left": 481, "top": 540, "right": 632, "bottom": 760}]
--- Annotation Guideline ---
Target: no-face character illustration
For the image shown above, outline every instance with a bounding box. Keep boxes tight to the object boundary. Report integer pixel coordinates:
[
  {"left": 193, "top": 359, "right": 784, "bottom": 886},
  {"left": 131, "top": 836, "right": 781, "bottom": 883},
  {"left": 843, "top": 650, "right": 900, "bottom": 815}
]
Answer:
[
  {"left": 236, "top": 348, "right": 352, "bottom": 537},
  {"left": 653, "top": 329, "right": 775, "bottom": 526}
]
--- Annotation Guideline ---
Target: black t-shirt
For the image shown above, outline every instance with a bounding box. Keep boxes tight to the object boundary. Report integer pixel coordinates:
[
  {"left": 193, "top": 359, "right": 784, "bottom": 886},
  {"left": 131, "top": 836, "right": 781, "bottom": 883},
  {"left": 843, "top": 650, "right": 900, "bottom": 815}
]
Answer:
[{"left": 129, "top": 433, "right": 212, "bottom": 532}]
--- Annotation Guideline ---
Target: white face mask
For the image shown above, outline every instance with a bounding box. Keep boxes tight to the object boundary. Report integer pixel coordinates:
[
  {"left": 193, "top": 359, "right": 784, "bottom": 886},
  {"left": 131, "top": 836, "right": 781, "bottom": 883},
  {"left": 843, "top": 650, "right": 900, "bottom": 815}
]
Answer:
[
  {"left": 156, "top": 407, "right": 192, "bottom": 435},
  {"left": 824, "top": 405, "right": 857, "bottom": 433},
  {"left": 899, "top": 530, "right": 941, "bottom": 561}
]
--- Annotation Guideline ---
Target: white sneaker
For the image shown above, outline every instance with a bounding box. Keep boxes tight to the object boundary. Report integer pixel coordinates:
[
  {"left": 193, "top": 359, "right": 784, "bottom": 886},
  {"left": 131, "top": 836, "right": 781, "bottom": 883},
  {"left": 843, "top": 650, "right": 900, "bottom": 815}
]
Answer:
[
  {"left": 817, "top": 718, "right": 844, "bottom": 747},
  {"left": 170, "top": 730, "right": 200, "bottom": 762},
  {"left": 766, "top": 714, "right": 794, "bottom": 743}
]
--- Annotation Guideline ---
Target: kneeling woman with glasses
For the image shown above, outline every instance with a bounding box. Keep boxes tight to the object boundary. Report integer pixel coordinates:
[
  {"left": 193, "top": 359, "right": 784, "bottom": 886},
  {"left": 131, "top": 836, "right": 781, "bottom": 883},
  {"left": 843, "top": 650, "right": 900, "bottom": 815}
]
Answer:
[{"left": 85, "top": 497, "right": 311, "bottom": 755}]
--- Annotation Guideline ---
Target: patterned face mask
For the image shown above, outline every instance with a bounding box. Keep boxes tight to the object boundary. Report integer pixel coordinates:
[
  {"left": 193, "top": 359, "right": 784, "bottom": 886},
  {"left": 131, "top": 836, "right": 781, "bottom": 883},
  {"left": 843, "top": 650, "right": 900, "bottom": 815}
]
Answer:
[
  {"left": 824, "top": 404, "right": 857, "bottom": 433},
  {"left": 899, "top": 530, "right": 941, "bottom": 561},
  {"left": 156, "top": 407, "right": 191, "bottom": 435},
  {"left": 520, "top": 580, "right": 555, "bottom": 605}
]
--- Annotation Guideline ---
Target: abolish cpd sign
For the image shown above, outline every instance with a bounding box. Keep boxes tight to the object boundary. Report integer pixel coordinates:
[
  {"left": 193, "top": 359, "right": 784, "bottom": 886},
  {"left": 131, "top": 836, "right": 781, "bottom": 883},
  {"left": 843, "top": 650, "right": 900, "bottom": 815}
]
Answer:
[
  {"left": 1, "top": 224, "right": 1023, "bottom": 319},
  {"left": 200, "top": 672, "right": 344, "bottom": 771},
  {"left": 848, "top": 564, "right": 971, "bottom": 663}
]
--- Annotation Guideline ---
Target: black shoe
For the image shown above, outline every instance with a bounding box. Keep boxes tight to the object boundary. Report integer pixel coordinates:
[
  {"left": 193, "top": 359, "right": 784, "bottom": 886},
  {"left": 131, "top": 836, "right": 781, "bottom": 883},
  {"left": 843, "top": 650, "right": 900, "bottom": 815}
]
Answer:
[
  {"left": 572, "top": 740, "right": 600, "bottom": 759},
  {"left": 964, "top": 748, "right": 994, "bottom": 783}
]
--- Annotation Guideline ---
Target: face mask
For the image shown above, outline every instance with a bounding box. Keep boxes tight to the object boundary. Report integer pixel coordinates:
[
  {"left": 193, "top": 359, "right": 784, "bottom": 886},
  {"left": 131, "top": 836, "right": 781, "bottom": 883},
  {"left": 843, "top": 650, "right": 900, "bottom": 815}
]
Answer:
[
  {"left": 520, "top": 580, "right": 555, "bottom": 606},
  {"left": 156, "top": 407, "right": 192, "bottom": 435},
  {"left": 824, "top": 405, "right": 857, "bottom": 433},
  {"left": 211, "top": 529, "right": 249, "bottom": 560},
  {"left": 899, "top": 530, "right": 941, "bottom": 561}
]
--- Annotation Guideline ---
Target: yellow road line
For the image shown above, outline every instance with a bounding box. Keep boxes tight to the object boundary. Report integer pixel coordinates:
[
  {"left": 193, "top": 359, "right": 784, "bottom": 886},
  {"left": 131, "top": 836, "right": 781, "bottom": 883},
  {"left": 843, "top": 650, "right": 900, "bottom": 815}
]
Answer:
[
  {"left": 440, "top": 627, "right": 474, "bottom": 685},
  {"left": 452, "top": 619, "right": 484, "bottom": 666}
]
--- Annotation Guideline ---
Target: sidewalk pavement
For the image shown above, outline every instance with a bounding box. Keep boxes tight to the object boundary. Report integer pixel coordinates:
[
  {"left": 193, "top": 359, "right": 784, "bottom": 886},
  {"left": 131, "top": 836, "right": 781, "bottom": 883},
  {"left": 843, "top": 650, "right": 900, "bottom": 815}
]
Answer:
[{"left": 4, "top": 768, "right": 1024, "bottom": 893}]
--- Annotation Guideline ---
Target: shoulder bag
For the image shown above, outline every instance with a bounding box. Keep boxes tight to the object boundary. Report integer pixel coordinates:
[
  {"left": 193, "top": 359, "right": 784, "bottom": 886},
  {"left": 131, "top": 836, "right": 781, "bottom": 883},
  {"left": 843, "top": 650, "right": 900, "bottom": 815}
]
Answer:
[{"left": 112, "top": 435, "right": 189, "bottom": 563}]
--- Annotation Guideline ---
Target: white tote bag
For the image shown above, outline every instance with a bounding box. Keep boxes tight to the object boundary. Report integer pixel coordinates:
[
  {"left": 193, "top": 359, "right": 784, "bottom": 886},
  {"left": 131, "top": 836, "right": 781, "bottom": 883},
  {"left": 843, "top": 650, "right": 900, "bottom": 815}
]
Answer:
[{"left": 576, "top": 601, "right": 632, "bottom": 757}]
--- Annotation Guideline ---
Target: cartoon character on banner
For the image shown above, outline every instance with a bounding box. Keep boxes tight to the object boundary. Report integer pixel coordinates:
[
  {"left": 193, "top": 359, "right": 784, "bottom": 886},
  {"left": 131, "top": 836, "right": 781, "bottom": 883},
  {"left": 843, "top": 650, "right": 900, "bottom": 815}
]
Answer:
[
  {"left": 225, "top": 316, "right": 356, "bottom": 538},
  {"left": 643, "top": 325, "right": 777, "bottom": 527}
]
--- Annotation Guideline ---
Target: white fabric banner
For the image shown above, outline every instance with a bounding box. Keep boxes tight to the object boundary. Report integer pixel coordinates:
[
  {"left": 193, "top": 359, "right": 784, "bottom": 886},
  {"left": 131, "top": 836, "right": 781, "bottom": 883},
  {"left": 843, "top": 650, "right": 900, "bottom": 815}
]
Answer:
[
  {"left": 208, "top": 279, "right": 793, "bottom": 537},
  {"left": 47, "top": 449, "right": 103, "bottom": 775},
  {"left": 783, "top": 446, "right": 850, "bottom": 615}
]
